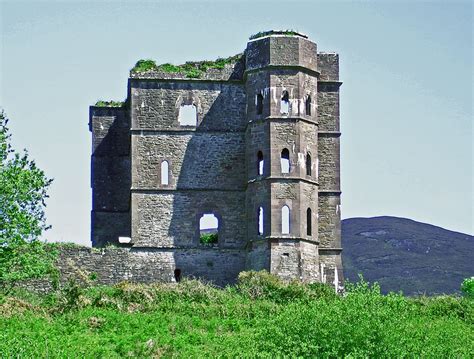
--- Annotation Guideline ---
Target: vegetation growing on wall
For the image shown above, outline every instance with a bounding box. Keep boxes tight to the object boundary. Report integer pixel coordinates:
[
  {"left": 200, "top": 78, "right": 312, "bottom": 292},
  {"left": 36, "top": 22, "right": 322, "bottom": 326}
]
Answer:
[
  {"left": 0, "top": 271, "right": 472, "bottom": 357},
  {"left": 131, "top": 59, "right": 157, "bottom": 73},
  {"left": 94, "top": 100, "right": 124, "bottom": 107},
  {"left": 249, "top": 30, "right": 305, "bottom": 40},
  {"left": 199, "top": 233, "right": 218, "bottom": 245},
  {"left": 130, "top": 54, "right": 243, "bottom": 78}
]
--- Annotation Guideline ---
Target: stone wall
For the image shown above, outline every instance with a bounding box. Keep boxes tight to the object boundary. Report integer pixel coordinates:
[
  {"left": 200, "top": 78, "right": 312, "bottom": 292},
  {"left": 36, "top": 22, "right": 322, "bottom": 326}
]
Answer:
[
  {"left": 132, "top": 132, "right": 246, "bottom": 190},
  {"left": 318, "top": 194, "right": 341, "bottom": 248},
  {"left": 316, "top": 51, "right": 342, "bottom": 289},
  {"left": 317, "top": 53, "right": 339, "bottom": 82},
  {"left": 130, "top": 81, "right": 247, "bottom": 132},
  {"left": 89, "top": 106, "right": 131, "bottom": 246},
  {"left": 27, "top": 246, "right": 247, "bottom": 292},
  {"left": 131, "top": 191, "right": 247, "bottom": 248}
]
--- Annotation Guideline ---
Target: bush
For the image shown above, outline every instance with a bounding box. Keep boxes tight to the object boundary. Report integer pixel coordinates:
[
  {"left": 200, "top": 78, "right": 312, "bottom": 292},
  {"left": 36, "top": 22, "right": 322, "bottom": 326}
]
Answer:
[
  {"left": 413, "top": 295, "right": 474, "bottom": 322},
  {"left": 237, "top": 270, "right": 335, "bottom": 303},
  {"left": 94, "top": 100, "right": 124, "bottom": 107},
  {"left": 461, "top": 277, "right": 474, "bottom": 298},
  {"left": 131, "top": 59, "right": 157, "bottom": 72},
  {"left": 199, "top": 233, "right": 218, "bottom": 244},
  {"left": 130, "top": 54, "right": 243, "bottom": 78}
]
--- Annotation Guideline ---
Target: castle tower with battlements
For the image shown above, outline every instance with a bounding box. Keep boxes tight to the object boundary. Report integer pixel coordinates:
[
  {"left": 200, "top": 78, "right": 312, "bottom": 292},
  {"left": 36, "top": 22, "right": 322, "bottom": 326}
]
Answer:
[{"left": 89, "top": 31, "right": 343, "bottom": 286}]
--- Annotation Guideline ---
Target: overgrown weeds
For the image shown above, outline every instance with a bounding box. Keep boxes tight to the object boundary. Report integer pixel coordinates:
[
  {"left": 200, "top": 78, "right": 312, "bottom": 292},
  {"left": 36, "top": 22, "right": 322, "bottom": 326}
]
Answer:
[
  {"left": 130, "top": 54, "right": 243, "bottom": 78},
  {"left": 0, "top": 271, "right": 473, "bottom": 357},
  {"left": 94, "top": 100, "right": 124, "bottom": 107},
  {"left": 249, "top": 29, "right": 304, "bottom": 40}
]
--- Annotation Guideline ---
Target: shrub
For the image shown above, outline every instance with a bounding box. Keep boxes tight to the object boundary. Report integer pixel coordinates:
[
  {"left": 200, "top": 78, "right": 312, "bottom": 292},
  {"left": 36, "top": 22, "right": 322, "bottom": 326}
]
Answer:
[
  {"left": 113, "top": 281, "right": 155, "bottom": 304},
  {"left": 131, "top": 54, "right": 243, "bottom": 78},
  {"left": 461, "top": 277, "right": 474, "bottom": 298},
  {"left": 413, "top": 295, "right": 474, "bottom": 321},
  {"left": 200, "top": 233, "right": 218, "bottom": 244},
  {"left": 94, "top": 100, "right": 124, "bottom": 107},
  {"left": 237, "top": 270, "right": 335, "bottom": 303},
  {"left": 131, "top": 59, "right": 157, "bottom": 73}
]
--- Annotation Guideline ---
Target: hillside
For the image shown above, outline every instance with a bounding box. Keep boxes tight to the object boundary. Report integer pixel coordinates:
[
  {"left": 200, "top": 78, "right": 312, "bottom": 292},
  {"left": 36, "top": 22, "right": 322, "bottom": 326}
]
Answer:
[{"left": 342, "top": 216, "right": 474, "bottom": 295}]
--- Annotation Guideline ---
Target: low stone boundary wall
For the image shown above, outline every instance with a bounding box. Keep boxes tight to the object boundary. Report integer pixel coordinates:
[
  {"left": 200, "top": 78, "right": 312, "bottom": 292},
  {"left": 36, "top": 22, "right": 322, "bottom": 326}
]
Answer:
[{"left": 22, "top": 246, "right": 247, "bottom": 292}]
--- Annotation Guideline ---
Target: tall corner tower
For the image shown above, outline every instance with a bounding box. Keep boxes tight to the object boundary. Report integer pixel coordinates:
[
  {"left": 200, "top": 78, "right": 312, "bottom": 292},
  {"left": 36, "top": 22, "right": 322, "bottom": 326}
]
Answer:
[{"left": 244, "top": 31, "right": 323, "bottom": 282}]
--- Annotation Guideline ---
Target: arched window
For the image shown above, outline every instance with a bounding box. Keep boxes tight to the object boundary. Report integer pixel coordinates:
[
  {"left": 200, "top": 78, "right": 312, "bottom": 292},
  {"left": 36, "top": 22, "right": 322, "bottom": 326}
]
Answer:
[
  {"left": 257, "top": 151, "right": 264, "bottom": 175},
  {"left": 178, "top": 104, "right": 197, "bottom": 126},
  {"left": 161, "top": 160, "right": 169, "bottom": 185},
  {"left": 258, "top": 207, "right": 264, "bottom": 235},
  {"left": 281, "top": 148, "right": 290, "bottom": 174},
  {"left": 199, "top": 213, "right": 219, "bottom": 244},
  {"left": 307, "top": 208, "right": 312, "bottom": 236},
  {"left": 282, "top": 205, "right": 290, "bottom": 234},
  {"left": 256, "top": 93, "right": 263, "bottom": 115},
  {"left": 305, "top": 95, "right": 311, "bottom": 116},
  {"left": 280, "top": 91, "right": 289, "bottom": 115},
  {"left": 306, "top": 152, "right": 312, "bottom": 176}
]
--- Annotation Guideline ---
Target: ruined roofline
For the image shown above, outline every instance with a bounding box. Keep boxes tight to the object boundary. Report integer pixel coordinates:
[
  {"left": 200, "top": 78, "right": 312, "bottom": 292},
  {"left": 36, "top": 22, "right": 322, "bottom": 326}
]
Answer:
[
  {"left": 248, "top": 30, "right": 308, "bottom": 41},
  {"left": 128, "top": 31, "right": 339, "bottom": 81},
  {"left": 129, "top": 54, "right": 245, "bottom": 81}
]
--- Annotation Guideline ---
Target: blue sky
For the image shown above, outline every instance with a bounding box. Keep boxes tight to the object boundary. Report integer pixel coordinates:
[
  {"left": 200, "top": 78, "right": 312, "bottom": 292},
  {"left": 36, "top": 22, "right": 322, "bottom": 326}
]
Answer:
[{"left": 1, "top": 1, "right": 472, "bottom": 246}]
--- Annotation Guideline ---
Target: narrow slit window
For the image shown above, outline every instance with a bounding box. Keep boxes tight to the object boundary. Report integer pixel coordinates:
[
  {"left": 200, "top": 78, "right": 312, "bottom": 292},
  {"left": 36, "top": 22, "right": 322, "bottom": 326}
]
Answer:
[
  {"left": 258, "top": 207, "right": 264, "bottom": 235},
  {"left": 199, "top": 213, "right": 219, "bottom": 244},
  {"left": 161, "top": 160, "right": 169, "bottom": 185},
  {"left": 256, "top": 93, "right": 263, "bottom": 115},
  {"left": 280, "top": 91, "right": 289, "bottom": 115},
  {"left": 282, "top": 205, "right": 290, "bottom": 234},
  {"left": 257, "top": 151, "right": 264, "bottom": 175},
  {"left": 306, "top": 153, "right": 312, "bottom": 176},
  {"left": 281, "top": 148, "right": 290, "bottom": 174},
  {"left": 178, "top": 104, "right": 197, "bottom": 126},
  {"left": 307, "top": 208, "right": 312, "bottom": 236},
  {"left": 305, "top": 95, "right": 311, "bottom": 116}
]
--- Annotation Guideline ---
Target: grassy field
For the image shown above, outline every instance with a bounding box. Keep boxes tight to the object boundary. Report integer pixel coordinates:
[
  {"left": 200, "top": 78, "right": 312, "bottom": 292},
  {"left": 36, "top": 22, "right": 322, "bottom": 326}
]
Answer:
[{"left": 1, "top": 272, "right": 473, "bottom": 358}]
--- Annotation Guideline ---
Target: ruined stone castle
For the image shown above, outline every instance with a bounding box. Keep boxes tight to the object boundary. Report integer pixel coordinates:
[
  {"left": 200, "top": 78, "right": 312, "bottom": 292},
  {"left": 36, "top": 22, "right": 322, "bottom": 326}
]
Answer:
[{"left": 89, "top": 31, "right": 342, "bottom": 287}]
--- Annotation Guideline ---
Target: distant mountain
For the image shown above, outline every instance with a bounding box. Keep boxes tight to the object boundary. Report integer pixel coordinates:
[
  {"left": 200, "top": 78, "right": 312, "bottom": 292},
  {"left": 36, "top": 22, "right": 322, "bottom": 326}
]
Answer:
[{"left": 342, "top": 216, "right": 473, "bottom": 295}]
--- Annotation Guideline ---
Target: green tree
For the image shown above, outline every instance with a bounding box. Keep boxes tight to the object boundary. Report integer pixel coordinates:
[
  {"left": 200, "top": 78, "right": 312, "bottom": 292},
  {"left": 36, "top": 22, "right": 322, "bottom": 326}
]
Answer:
[{"left": 0, "top": 110, "right": 57, "bottom": 291}]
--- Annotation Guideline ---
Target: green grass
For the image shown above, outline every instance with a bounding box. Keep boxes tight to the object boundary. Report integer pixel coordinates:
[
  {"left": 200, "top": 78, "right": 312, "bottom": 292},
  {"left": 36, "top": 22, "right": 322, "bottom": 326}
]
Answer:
[
  {"left": 130, "top": 54, "right": 243, "bottom": 78},
  {"left": 1, "top": 272, "right": 473, "bottom": 357}
]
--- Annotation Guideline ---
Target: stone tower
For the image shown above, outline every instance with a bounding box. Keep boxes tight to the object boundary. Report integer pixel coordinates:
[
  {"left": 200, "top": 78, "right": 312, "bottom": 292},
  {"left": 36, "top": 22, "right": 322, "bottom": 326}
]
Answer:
[{"left": 89, "top": 31, "right": 342, "bottom": 286}]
